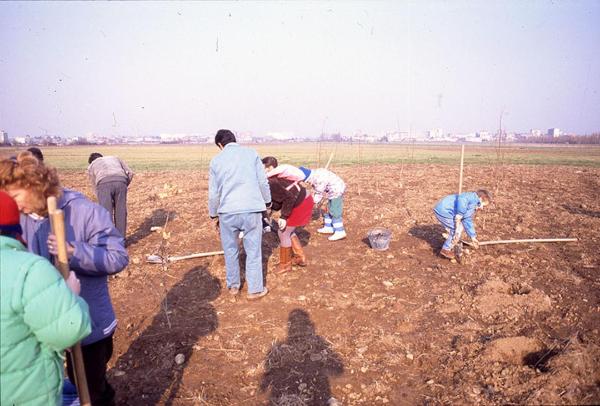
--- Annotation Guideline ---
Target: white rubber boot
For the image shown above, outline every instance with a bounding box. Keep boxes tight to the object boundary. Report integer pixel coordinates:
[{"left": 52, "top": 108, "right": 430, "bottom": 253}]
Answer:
[
  {"left": 317, "top": 226, "right": 334, "bottom": 234},
  {"left": 328, "top": 230, "right": 347, "bottom": 241}
]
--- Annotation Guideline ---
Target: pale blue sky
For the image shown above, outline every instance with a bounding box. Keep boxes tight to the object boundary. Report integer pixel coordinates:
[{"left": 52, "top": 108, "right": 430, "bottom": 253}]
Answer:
[{"left": 1, "top": 1, "right": 598, "bottom": 138}]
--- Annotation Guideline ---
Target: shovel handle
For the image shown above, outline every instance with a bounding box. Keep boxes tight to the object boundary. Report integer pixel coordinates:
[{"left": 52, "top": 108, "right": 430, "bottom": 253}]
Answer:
[{"left": 47, "top": 199, "right": 92, "bottom": 406}]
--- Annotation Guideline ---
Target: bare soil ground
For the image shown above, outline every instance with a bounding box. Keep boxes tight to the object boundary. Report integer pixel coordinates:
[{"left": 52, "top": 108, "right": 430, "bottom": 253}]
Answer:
[{"left": 60, "top": 163, "right": 600, "bottom": 405}]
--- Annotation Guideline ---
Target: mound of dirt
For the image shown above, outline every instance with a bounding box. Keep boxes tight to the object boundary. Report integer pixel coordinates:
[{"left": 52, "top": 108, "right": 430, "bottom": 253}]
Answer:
[{"left": 474, "top": 279, "right": 552, "bottom": 319}]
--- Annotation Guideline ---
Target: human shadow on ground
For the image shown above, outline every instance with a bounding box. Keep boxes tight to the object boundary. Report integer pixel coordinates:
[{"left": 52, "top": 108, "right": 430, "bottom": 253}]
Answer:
[
  {"left": 409, "top": 224, "right": 446, "bottom": 253},
  {"left": 112, "top": 266, "right": 220, "bottom": 405},
  {"left": 261, "top": 309, "right": 344, "bottom": 405},
  {"left": 562, "top": 204, "right": 600, "bottom": 218},
  {"left": 126, "top": 209, "right": 177, "bottom": 247}
]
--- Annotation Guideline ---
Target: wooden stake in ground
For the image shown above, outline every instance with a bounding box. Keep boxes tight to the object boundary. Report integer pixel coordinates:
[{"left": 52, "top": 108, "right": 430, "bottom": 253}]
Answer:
[
  {"left": 47, "top": 198, "right": 91, "bottom": 406},
  {"left": 458, "top": 144, "right": 465, "bottom": 194},
  {"left": 324, "top": 151, "right": 335, "bottom": 170}
]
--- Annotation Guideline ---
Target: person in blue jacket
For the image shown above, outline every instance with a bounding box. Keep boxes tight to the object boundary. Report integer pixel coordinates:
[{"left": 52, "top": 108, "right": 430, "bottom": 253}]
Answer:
[
  {"left": 208, "top": 129, "right": 271, "bottom": 300},
  {"left": 0, "top": 152, "right": 128, "bottom": 406},
  {"left": 433, "top": 189, "right": 492, "bottom": 260}
]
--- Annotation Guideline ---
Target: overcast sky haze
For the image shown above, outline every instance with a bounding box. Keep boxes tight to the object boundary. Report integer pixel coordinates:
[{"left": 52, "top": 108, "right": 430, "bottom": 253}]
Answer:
[{"left": 0, "top": 1, "right": 599, "bottom": 138}]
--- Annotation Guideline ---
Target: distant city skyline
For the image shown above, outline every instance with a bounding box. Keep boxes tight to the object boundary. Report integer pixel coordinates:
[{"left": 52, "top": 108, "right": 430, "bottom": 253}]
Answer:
[{"left": 1, "top": 1, "right": 599, "bottom": 138}]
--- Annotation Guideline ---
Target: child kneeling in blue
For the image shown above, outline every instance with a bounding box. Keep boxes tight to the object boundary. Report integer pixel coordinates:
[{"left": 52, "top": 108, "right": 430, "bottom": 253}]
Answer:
[{"left": 433, "top": 189, "right": 492, "bottom": 260}]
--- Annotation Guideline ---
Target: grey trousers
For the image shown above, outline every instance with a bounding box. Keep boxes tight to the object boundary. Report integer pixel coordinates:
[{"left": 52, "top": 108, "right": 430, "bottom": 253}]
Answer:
[{"left": 96, "top": 181, "right": 128, "bottom": 237}]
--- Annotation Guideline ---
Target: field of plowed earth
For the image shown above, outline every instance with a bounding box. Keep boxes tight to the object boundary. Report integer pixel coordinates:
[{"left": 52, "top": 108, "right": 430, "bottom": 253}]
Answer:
[{"left": 46, "top": 159, "right": 600, "bottom": 406}]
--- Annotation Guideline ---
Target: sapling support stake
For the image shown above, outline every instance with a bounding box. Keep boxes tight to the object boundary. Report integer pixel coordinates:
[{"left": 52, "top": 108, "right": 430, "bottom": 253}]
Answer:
[
  {"left": 47, "top": 197, "right": 91, "bottom": 406},
  {"left": 324, "top": 151, "right": 335, "bottom": 170},
  {"left": 458, "top": 144, "right": 465, "bottom": 194}
]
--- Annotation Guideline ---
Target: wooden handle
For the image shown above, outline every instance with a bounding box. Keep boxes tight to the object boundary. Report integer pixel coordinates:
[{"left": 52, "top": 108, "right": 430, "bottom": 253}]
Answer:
[
  {"left": 46, "top": 198, "right": 91, "bottom": 406},
  {"left": 50, "top": 209, "right": 70, "bottom": 279},
  {"left": 458, "top": 144, "right": 465, "bottom": 194},
  {"left": 169, "top": 250, "right": 225, "bottom": 262},
  {"left": 47, "top": 196, "right": 58, "bottom": 233},
  {"left": 479, "top": 238, "right": 578, "bottom": 246}
]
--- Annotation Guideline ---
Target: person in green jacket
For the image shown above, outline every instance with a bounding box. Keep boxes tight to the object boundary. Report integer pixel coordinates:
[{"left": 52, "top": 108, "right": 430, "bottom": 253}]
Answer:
[{"left": 0, "top": 190, "right": 91, "bottom": 406}]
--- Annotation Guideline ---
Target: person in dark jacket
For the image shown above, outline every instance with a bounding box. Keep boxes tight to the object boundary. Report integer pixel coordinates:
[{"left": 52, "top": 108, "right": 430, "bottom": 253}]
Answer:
[
  {"left": 87, "top": 152, "right": 134, "bottom": 238},
  {"left": 0, "top": 152, "right": 128, "bottom": 406},
  {"left": 263, "top": 156, "right": 314, "bottom": 273}
]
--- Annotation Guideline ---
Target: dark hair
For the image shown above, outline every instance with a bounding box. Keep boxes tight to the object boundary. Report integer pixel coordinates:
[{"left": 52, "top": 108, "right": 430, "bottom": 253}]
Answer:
[
  {"left": 214, "top": 129, "right": 236, "bottom": 147},
  {"left": 476, "top": 189, "right": 492, "bottom": 204},
  {"left": 262, "top": 156, "right": 278, "bottom": 168},
  {"left": 27, "top": 147, "right": 44, "bottom": 162},
  {"left": 88, "top": 152, "right": 103, "bottom": 164}
]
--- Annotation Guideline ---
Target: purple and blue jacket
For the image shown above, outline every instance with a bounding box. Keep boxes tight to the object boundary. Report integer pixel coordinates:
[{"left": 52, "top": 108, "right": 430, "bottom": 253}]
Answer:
[{"left": 20, "top": 189, "right": 128, "bottom": 345}]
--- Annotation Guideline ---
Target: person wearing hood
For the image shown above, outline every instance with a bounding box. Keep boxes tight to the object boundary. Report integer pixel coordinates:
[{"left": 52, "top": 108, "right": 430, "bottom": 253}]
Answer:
[
  {"left": 0, "top": 152, "right": 128, "bottom": 406},
  {"left": 0, "top": 190, "right": 91, "bottom": 405}
]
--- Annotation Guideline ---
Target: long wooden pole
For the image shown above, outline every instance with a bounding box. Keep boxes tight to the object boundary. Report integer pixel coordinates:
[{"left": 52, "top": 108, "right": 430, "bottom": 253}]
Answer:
[
  {"left": 463, "top": 237, "right": 577, "bottom": 247},
  {"left": 47, "top": 198, "right": 91, "bottom": 406},
  {"left": 169, "top": 250, "right": 224, "bottom": 262},
  {"left": 458, "top": 144, "right": 465, "bottom": 194}
]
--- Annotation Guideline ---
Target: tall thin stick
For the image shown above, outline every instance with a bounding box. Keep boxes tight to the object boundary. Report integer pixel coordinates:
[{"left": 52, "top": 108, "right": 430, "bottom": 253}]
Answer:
[
  {"left": 458, "top": 144, "right": 465, "bottom": 194},
  {"left": 324, "top": 151, "right": 334, "bottom": 170},
  {"left": 47, "top": 202, "right": 91, "bottom": 406}
]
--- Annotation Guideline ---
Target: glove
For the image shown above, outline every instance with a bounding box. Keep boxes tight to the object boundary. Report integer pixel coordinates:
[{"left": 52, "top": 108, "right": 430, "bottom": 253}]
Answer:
[
  {"left": 278, "top": 218, "right": 287, "bottom": 231},
  {"left": 470, "top": 237, "right": 480, "bottom": 249}
]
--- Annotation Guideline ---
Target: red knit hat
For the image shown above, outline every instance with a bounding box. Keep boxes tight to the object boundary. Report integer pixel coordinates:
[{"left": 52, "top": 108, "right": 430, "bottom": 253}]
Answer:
[{"left": 0, "top": 191, "right": 24, "bottom": 240}]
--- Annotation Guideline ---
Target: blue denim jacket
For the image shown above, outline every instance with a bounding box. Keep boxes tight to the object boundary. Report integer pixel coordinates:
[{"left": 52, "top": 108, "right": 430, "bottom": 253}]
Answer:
[
  {"left": 433, "top": 192, "right": 481, "bottom": 238},
  {"left": 208, "top": 143, "right": 271, "bottom": 217}
]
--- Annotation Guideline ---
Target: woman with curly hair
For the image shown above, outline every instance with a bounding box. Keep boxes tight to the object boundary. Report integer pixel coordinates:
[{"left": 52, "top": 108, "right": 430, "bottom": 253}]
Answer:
[{"left": 0, "top": 152, "right": 129, "bottom": 406}]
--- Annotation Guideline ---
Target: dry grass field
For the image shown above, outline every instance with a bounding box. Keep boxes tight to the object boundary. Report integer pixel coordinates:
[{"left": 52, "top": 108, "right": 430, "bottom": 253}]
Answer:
[{"left": 2, "top": 143, "right": 600, "bottom": 405}]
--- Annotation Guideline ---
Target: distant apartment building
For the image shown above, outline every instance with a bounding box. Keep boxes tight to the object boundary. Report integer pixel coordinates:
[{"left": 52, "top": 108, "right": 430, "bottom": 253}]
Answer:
[
  {"left": 530, "top": 129, "right": 543, "bottom": 137},
  {"left": 548, "top": 128, "right": 561, "bottom": 137},
  {"left": 427, "top": 128, "right": 444, "bottom": 139},
  {"left": 1, "top": 130, "right": 8, "bottom": 145},
  {"left": 476, "top": 131, "right": 491, "bottom": 141}
]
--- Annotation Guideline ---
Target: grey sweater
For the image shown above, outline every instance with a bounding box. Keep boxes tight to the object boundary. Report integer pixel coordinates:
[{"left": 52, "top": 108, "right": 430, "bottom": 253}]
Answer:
[{"left": 87, "top": 156, "right": 134, "bottom": 191}]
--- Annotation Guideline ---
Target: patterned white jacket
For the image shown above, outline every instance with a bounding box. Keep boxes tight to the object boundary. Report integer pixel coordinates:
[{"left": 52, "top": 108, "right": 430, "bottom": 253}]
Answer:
[{"left": 306, "top": 168, "right": 346, "bottom": 203}]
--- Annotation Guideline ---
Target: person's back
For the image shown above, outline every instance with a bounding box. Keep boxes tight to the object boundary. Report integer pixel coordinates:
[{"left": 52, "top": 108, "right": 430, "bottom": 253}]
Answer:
[
  {"left": 434, "top": 192, "right": 479, "bottom": 220},
  {"left": 1, "top": 216, "right": 90, "bottom": 406},
  {"left": 208, "top": 129, "right": 270, "bottom": 300},
  {"left": 209, "top": 143, "right": 270, "bottom": 215},
  {"left": 87, "top": 155, "right": 133, "bottom": 187}
]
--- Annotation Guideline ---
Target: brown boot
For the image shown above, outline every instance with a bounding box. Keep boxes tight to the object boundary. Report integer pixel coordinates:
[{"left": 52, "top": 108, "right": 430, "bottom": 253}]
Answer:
[
  {"left": 290, "top": 235, "right": 307, "bottom": 267},
  {"left": 276, "top": 246, "right": 293, "bottom": 274},
  {"left": 440, "top": 248, "right": 456, "bottom": 260}
]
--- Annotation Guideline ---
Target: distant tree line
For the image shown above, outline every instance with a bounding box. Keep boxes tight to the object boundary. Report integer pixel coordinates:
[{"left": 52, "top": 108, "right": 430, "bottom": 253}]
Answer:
[{"left": 522, "top": 133, "right": 600, "bottom": 144}]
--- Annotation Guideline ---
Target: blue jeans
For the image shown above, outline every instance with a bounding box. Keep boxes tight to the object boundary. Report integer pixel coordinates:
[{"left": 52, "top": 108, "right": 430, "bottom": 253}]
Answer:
[
  {"left": 434, "top": 212, "right": 456, "bottom": 250},
  {"left": 219, "top": 212, "right": 264, "bottom": 294}
]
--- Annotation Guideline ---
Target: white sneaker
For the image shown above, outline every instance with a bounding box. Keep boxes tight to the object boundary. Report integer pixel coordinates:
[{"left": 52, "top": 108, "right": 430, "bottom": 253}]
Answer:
[
  {"left": 328, "top": 230, "right": 347, "bottom": 241},
  {"left": 317, "top": 226, "right": 334, "bottom": 234}
]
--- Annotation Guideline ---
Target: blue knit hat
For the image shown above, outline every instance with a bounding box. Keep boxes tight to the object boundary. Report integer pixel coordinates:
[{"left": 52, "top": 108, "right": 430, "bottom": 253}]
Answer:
[{"left": 299, "top": 166, "right": 312, "bottom": 181}]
